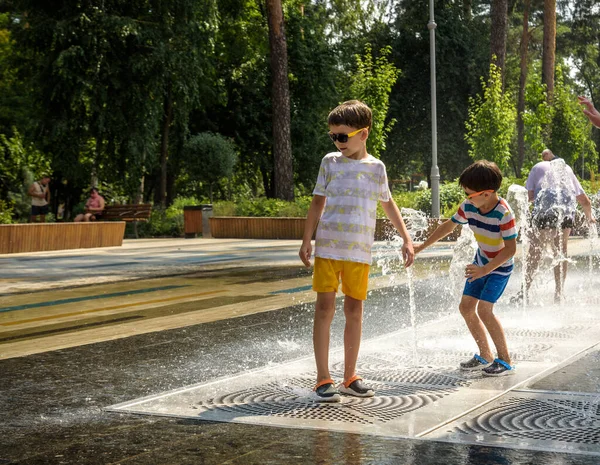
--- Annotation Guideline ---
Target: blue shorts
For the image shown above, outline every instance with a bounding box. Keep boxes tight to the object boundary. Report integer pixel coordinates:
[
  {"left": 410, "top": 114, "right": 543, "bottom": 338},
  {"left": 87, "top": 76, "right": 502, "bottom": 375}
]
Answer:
[{"left": 463, "top": 272, "right": 511, "bottom": 304}]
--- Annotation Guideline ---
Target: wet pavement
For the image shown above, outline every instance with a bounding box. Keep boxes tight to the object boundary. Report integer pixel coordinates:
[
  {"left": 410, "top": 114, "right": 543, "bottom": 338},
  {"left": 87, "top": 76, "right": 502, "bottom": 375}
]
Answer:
[{"left": 1, "top": 238, "right": 599, "bottom": 464}]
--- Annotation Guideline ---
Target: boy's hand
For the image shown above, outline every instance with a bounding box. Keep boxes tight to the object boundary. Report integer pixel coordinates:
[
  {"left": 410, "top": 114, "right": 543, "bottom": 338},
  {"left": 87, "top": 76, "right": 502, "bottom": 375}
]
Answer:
[
  {"left": 402, "top": 241, "right": 415, "bottom": 267},
  {"left": 465, "top": 264, "right": 486, "bottom": 282},
  {"left": 299, "top": 242, "right": 312, "bottom": 268}
]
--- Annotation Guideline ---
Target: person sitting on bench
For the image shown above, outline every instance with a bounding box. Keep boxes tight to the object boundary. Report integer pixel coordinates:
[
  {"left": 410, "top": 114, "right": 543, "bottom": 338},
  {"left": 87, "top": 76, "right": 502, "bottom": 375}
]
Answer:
[{"left": 75, "top": 188, "right": 105, "bottom": 222}]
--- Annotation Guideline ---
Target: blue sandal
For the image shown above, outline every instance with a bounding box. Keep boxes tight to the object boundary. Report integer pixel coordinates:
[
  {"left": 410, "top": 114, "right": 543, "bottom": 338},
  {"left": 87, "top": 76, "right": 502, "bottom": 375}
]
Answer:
[
  {"left": 483, "top": 358, "right": 514, "bottom": 376},
  {"left": 460, "top": 354, "right": 492, "bottom": 371}
]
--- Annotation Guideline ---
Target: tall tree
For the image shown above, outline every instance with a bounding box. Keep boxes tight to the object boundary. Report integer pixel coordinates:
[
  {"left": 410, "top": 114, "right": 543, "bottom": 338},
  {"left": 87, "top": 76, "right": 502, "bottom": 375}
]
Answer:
[
  {"left": 490, "top": 0, "right": 508, "bottom": 85},
  {"left": 542, "top": 0, "right": 556, "bottom": 100},
  {"left": 266, "top": 0, "right": 294, "bottom": 201},
  {"left": 516, "top": 0, "right": 531, "bottom": 176}
]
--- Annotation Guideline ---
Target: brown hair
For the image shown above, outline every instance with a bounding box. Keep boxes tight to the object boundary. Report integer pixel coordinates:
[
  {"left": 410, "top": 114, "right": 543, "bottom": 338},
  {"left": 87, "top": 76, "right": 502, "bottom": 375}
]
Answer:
[
  {"left": 458, "top": 160, "right": 502, "bottom": 192},
  {"left": 327, "top": 100, "right": 372, "bottom": 130}
]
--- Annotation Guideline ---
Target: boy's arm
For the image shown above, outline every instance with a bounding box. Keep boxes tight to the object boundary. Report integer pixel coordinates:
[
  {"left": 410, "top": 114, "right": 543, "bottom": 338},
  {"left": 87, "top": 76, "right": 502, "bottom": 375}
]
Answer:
[
  {"left": 414, "top": 219, "right": 458, "bottom": 254},
  {"left": 299, "top": 195, "right": 326, "bottom": 267},
  {"left": 465, "top": 238, "right": 517, "bottom": 281},
  {"left": 380, "top": 199, "right": 414, "bottom": 267}
]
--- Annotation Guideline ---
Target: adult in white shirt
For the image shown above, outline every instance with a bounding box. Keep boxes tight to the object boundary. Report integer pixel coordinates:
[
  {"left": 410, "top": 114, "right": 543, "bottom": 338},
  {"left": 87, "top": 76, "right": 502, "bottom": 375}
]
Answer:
[
  {"left": 28, "top": 175, "right": 51, "bottom": 223},
  {"left": 524, "top": 149, "right": 595, "bottom": 302}
]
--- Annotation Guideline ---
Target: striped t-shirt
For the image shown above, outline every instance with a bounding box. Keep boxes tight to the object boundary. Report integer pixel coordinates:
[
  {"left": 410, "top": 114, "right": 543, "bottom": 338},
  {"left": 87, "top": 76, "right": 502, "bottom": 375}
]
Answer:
[
  {"left": 451, "top": 198, "right": 518, "bottom": 276},
  {"left": 313, "top": 152, "right": 391, "bottom": 265}
]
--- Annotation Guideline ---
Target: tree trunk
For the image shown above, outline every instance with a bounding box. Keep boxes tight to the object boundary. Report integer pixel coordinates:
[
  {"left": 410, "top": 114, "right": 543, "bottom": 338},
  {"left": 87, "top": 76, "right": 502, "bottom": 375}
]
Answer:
[
  {"left": 463, "top": 0, "right": 472, "bottom": 20},
  {"left": 134, "top": 170, "right": 145, "bottom": 239},
  {"left": 159, "top": 89, "right": 173, "bottom": 209},
  {"left": 266, "top": 0, "right": 294, "bottom": 201},
  {"left": 92, "top": 136, "right": 101, "bottom": 188},
  {"left": 516, "top": 0, "right": 530, "bottom": 177},
  {"left": 542, "top": 0, "right": 556, "bottom": 101},
  {"left": 490, "top": 0, "right": 508, "bottom": 87}
]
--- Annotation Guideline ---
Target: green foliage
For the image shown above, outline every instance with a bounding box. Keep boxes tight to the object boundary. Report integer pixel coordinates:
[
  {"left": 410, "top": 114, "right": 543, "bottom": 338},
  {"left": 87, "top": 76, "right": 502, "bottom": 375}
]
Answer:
[
  {"left": 380, "top": 181, "right": 466, "bottom": 218},
  {"left": 212, "top": 196, "right": 312, "bottom": 218},
  {"left": 3, "top": 0, "right": 600, "bottom": 223},
  {"left": 0, "top": 129, "right": 51, "bottom": 219},
  {"left": 548, "top": 66, "right": 598, "bottom": 172},
  {"left": 0, "top": 199, "right": 14, "bottom": 224},
  {"left": 385, "top": 0, "right": 489, "bottom": 183},
  {"left": 286, "top": 1, "right": 344, "bottom": 189},
  {"left": 522, "top": 65, "right": 553, "bottom": 166},
  {"left": 348, "top": 44, "right": 399, "bottom": 158},
  {"left": 465, "top": 62, "right": 516, "bottom": 171},
  {"left": 184, "top": 132, "right": 238, "bottom": 201}
]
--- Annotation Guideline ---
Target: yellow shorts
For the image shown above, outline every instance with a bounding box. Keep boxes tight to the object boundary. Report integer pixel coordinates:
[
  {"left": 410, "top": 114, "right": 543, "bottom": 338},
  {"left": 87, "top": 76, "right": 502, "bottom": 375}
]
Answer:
[{"left": 312, "top": 257, "right": 370, "bottom": 301}]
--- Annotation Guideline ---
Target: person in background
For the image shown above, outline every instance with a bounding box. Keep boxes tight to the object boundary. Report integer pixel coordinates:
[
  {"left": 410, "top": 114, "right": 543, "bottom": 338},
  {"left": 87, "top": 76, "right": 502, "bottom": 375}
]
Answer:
[
  {"left": 28, "top": 175, "right": 51, "bottom": 223},
  {"left": 74, "top": 188, "right": 105, "bottom": 222},
  {"left": 524, "top": 149, "right": 595, "bottom": 302}
]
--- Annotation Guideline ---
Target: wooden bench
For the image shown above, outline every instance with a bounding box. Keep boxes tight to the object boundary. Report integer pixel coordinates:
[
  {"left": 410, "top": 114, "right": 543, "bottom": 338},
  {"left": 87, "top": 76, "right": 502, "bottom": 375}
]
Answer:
[{"left": 101, "top": 204, "right": 153, "bottom": 222}]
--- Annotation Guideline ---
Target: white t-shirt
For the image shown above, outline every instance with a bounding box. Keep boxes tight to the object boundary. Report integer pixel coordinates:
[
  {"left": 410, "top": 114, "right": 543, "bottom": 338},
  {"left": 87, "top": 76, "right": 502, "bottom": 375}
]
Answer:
[
  {"left": 31, "top": 182, "right": 48, "bottom": 207},
  {"left": 313, "top": 152, "right": 391, "bottom": 265},
  {"left": 525, "top": 159, "right": 584, "bottom": 219}
]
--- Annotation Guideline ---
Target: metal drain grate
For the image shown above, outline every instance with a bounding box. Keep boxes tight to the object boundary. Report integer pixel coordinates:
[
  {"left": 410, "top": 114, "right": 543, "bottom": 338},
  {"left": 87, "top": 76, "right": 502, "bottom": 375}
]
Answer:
[
  {"left": 194, "top": 370, "right": 469, "bottom": 425},
  {"left": 434, "top": 391, "right": 600, "bottom": 451},
  {"left": 505, "top": 329, "right": 577, "bottom": 339}
]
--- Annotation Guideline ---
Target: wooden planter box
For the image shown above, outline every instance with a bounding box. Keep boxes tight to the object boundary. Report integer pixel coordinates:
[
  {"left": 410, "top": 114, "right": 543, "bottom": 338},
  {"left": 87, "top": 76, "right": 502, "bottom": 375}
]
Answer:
[
  {"left": 0, "top": 222, "right": 126, "bottom": 254},
  {"left": 375, "top": 218, "right": 462, "bottom": 241},
  {"left": 209, "top": 217, "right": 461, "bottom": 241},
  {"left": 210, "top": 217, "right": 307, "bottom": 239}
]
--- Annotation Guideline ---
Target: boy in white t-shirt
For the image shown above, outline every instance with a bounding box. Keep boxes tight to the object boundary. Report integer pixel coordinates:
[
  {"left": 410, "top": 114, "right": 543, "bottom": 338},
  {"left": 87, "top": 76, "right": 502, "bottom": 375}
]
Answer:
[{"left": 299, "top": 100, "right": 414, "bottom": 402}]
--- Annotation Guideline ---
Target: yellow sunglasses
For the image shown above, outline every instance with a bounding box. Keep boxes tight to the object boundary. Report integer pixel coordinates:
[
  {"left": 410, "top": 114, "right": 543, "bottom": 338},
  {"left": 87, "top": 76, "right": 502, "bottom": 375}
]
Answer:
[{"left": 328, "top": 127, "right": 368, "bottom": 143}]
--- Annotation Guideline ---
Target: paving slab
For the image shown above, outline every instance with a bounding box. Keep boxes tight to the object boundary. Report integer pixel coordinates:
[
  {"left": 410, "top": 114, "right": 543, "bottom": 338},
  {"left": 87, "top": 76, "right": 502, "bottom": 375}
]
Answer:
[{"left": 107, "top": 297, "right": 600, "bottom": 457}]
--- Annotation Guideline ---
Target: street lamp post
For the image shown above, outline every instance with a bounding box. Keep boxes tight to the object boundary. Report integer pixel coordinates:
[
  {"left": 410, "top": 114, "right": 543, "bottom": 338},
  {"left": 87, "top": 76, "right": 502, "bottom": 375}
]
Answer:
[{"left": 428, "top": 0, "right": 440, "bottom": 218}]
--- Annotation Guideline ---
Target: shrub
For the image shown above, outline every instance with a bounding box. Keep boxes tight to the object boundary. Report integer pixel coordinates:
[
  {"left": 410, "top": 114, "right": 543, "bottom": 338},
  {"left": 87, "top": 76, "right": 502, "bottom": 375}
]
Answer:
[
  {"left": 407, "top": 181, "right": 465, "bottom": 218},
  {"left": 212, "top": 196, "right": 313, "bottom": 217},
  {"left": 0, "top": 199, "right": 14, "bottom": 224}
]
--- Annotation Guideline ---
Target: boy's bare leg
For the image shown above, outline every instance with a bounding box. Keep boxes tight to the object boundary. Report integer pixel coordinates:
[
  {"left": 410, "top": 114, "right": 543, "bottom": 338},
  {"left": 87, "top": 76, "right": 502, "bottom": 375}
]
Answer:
[
  {"left": 477, "top": 301, "right": 511, "bottom": 364},
  {"left": 313, "top": 291, "right": 337, "bottom": 383},
  {"left": 459, "top": 295, "right": 494, "bottom": 362},
  {"left": 342, "top": 295, "right": 364, "bottom": 382}
]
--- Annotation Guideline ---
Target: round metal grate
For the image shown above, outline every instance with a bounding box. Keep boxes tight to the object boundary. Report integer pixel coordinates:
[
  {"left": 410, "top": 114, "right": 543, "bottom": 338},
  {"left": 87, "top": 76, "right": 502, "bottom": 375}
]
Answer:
[
  {"left": 453, "top": 396, "right": 600, "bottom": 445},
  {"left": 194, "top": 370, "right": 471, "bottom": 424}
]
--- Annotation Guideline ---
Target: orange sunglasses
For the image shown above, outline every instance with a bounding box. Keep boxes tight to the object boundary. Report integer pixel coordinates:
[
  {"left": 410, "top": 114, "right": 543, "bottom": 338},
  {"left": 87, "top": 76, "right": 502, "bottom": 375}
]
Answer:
[{"left": 466, "top": 189, "right": 494, "bottom": 199}]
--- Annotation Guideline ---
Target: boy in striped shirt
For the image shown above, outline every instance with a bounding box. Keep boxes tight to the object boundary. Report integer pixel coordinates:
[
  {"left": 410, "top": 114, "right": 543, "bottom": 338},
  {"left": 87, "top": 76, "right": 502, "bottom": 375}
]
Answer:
[{"left": 414, "top": 161, "right": 517, "bottom": 376}]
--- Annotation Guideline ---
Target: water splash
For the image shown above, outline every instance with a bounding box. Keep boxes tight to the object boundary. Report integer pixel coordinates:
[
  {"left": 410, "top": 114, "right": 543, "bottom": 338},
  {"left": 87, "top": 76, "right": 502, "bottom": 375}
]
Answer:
[
  {"left": 589, "top": 193, "right": 600, "bottom": 276},
  {"left": 448, "top": 225, "right": 477, "bottom": 302},
  {"left": 506, "top": 184, "right": 530, "bottom": 309},
  {"left": 401, "top": 208, "right": 431, "bottom": 367},
  {"left": 374, "top": 208, "right": 430, "bottom": 366},
  {"left": 529, "top": 159, "right": 581, "bottom": 305}
]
